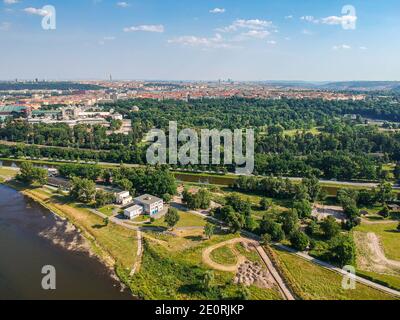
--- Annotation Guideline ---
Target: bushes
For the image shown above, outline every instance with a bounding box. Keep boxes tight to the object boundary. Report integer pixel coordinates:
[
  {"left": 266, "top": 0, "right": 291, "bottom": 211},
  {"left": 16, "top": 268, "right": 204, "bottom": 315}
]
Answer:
[
  {"left": 182, "top": 188, "right": 211, "bottom": 210},
  {"left": 320, "top": 216, "right": 341, "bottom": 239},
  {"left": 290, "top": 231, "right": 310, "bottom": 251}
]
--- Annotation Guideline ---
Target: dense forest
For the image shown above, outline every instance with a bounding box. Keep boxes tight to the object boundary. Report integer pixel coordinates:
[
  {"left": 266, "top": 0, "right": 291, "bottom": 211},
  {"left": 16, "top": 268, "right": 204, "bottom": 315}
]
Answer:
[{"left": 2, "top": 97, "right": 400, "bottom": 180}]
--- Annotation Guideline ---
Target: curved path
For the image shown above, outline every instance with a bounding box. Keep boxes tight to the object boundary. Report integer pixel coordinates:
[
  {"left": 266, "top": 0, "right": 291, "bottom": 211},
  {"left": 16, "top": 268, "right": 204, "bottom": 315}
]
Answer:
[
  {"left": 366, "top": 232, "right": 400, "bottom": 269},
  {"left": 202, "top": 237, "right": 295, "bottom": 300},
  {"left": 202, "top": 238, "right": 250, "bottom": 273}
]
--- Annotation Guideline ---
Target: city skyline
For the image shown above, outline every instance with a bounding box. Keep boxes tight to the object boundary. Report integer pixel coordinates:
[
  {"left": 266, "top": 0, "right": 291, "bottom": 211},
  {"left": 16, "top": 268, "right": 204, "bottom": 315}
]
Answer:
[{"left": 1, "top": 0, "right": 399, "bottom": 81}]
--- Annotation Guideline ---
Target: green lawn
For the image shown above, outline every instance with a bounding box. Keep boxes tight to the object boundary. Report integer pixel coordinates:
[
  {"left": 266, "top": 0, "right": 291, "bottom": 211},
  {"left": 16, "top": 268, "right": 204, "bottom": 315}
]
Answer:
[
  {"left": 355, "top": 222, "right": 400, "bottom": 261},
  {"left": 98, "top": 205, "right": 117, "bottom": 217},
  {"left": 284, "top": 127, "right": 322, "bottom": 137},
  {"left": 273, "top": 248, "right": 397, "bottom": 300},
  {"left": 0, "top": 167, "right": 18, "bottom": 179},
  {"left": 149, "top": 211, "right": 207, "bottom": 228},
  {"left": 210, "top": 245, "right": 238, "bottom": 266}
]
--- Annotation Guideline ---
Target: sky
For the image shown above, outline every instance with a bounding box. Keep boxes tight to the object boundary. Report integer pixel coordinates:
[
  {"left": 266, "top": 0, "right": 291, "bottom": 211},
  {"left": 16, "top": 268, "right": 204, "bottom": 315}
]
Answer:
[{"left": 0, "top": 0, "right": 399, "bottom": 81}]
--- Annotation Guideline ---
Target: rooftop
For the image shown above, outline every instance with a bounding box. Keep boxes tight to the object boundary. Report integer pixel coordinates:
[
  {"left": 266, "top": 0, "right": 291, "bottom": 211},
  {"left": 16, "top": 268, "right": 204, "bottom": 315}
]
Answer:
[{"left": 134, "top": 194, "right": 162, "bottom": 205}]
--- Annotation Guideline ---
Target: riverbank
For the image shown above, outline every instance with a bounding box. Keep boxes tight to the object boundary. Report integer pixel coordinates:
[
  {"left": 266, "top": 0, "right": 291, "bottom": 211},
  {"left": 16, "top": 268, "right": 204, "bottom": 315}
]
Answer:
[{"left": 1, "top": 180, "right": 138, "bottom": 298}]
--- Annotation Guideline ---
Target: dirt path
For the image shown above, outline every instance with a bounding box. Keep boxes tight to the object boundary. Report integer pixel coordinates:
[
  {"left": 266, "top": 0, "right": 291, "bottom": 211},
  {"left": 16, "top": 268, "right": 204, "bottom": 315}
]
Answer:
[
  {"left": 354, "top": 231, "right": 400, "bottom": 276},
  {"left": 202, "top": 238, "right": 249, "bottom": 272},
  {"left": 361, "top": 218, "right": 399, "bottom": 225},
  {"left": 366, "top": 232, "right": 400, "bottom": 269}
]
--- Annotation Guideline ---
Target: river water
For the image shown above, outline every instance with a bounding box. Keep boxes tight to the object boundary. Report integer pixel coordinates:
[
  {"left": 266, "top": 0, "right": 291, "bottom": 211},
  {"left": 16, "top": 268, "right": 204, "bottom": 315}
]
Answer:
[{"left": 0, "top": 184, "right": 133, "bottom": 300}]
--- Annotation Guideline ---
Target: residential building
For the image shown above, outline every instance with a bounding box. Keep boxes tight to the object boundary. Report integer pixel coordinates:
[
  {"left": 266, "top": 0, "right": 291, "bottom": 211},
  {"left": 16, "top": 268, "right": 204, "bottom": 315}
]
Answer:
[
  {"left": 134, "top": 194, "right": 164, "bottom": 216},
  {"left": 124, "top": 205, "right": 143, "bottom": 220},
  {"left": 115, "top": 191, "right": 133, "bottom": 206}
]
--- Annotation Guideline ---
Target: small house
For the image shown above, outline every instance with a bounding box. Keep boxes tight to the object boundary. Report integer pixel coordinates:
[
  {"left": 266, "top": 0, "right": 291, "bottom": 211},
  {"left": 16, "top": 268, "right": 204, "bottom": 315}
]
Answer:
[
  {"left": 115, "top": 191, "right": 133, "bottom": 206},
  {"left": 124, "top": 205, "right": 143, "bottom": 220}
]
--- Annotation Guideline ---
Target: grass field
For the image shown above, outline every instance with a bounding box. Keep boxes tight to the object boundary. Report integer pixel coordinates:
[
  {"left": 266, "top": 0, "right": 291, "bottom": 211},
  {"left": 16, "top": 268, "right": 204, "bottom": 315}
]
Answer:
[
  {"left": 0, "top": 167, "right": 18, "bottom": 179},
  {"left": 284, "top": 127, "right": 322, "bottom": 137},
  {"left": 210, "top": 245, "right": 238, "bottom": 266},
  {"left": 148, "top": 210, "right": 208, "bottom": 229},
  {"left": 355, "top": 222, "right": 400, "bottom": 261},
  {"left": 273, "top": 248, "right": 397, "bottom": 300},
  {"left": 123, "top": 235, "right": 282, "bottom": 300},
  {"left": 98, "top": 205, "right": 117, "bottom": 217}
]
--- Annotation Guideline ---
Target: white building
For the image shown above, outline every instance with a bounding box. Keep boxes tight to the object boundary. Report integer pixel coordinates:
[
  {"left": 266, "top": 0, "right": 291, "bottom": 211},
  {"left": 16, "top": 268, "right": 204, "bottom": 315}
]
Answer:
[
  {"left": 134, "top": 194, "right": 164, "bottom": 216},
  {"left": 124, "top": 205, "right": 143, "bottom": 220},
  {"left": 115, "top": 191, "right": 133, "bottom": 206}
]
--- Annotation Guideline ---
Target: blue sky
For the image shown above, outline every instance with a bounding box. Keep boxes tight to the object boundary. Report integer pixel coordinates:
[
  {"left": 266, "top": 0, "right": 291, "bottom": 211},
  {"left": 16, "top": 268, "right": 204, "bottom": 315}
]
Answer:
[{"left": 0, "top": 0, "right": 399, "bottom": 81}]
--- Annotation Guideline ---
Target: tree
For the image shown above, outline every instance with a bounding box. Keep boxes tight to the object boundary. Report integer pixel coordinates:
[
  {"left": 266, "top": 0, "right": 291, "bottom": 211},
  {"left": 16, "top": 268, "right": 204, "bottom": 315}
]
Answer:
[
  {"left": 375, "top": 181, "right": 394, "bottom": 205},
  {"left": 397, "top": 222, "right": 400, "bottom": 232},
  {"left": 259, "top": 215, "right": 285, "bottom": 242},
  {"left": 103, "top": 217, "right": 109, "bottom": 227},
  {"left": 302, "top": 176, "right": 322, "bottom": 202},
  {"left": 379, "top": 204, "right": 390, "bottom": 219},
  {"left": 280, "top": 210, "right": 299, "bottom": 237},
  {"left": 204, "top": 223, "right": 215, "bottom": 239},
  {"left": 306, "top": 220, "right": 320, "bottom": 237},
  {"left": 290, "top": 230, "right": 310, "bottom": 251},
  {"left": 16, "top": 162, "right": 48, "bottom": 186},
  {"left": 116, "top": 178, "right": 133, "bottom": 193},
  {"left": 225, "top": 210, "right": 245, "bottom": 233},
  {"left": 236, "top": 285, "right": 251, "bottom": 300},
  {"left": 164, "top": 208, "right": 180, "bottom": 230},
  {"left": 259, "top": 198, "right": 272, "bottom": 211},
  {"left": 95, "top": 189, "right": 114, "bottom": 208},
  {"left": 320, "top": 216, "right": 341, "bottom": 239},
  {"left": 70, "top": 177, "right": 96, "bottom": 203},
  {"left": 202, "top": 271, "right": 214, "bottom": 291},
  {"left": 328, "top": 235, "right": 356, "bottom": 267},
  {"left": 261, "top": 233, "right": 272, "bottom": 245},
  {"left": 293, "top": 199, "right": 312, "bottom": 219}
]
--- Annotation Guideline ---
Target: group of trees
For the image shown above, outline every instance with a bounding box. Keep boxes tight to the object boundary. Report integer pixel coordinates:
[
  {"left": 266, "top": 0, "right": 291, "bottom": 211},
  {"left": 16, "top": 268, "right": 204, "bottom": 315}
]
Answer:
[
  {"left": 3, "top": 97, "right": 400, "bottom": 181},
  {"left": 182, "top": 188, "right": 211, "bottom": 210},
  {"left": 232, "top": 175, "right": 324, "bottom": 202},
  {"left": 69, "top": 176, "right": 114, "bottom": 208},
  {"left": 59, "top": 163, "right": 177, "bottom": 201},
  {"left": 16, "top": 162, "right": 48, "bottom": 186}
]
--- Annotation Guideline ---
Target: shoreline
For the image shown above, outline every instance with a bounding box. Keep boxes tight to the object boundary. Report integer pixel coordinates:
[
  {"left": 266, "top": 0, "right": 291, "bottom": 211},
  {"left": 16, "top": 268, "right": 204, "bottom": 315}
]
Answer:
[{"left": 1, "top": 181, "right": 132, "bottom": 298}]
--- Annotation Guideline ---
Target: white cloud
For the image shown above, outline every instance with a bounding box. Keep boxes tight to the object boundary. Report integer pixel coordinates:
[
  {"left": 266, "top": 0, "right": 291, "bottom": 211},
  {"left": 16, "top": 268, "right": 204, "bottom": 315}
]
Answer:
[
  {"left": 321, "top": 15, "right": 357, "bottom": 25},
  {"left": 210, "top": 8, "right": 225, "bottom": 14},
  {"left": 4, "top": 0, "right": 19, "bottom": 4},
  {"left": 301, "top": 14, "right": 357, "bottom": 26},
  {"left": 217, "top": 19, "right": 273, "bottom": 32},
  {"left": 359, "top": 46, "right": 367, "bottom": 50},
  {"left": 123, "top": 25, "right": 164, "bottom": 33},
  {"left": 240, "top": 30, "right": 270, "bottom": 39},
  {"left": 23, "top": 7, "right": 50, "bottom": 16},
  {"left": 267, "top": 40, "right": 277, "bottom": 45},
  {"left": 333, "top": 44, "right": 351, "bottom": 50},
  {"left": 117, "top": 2, "right": 130, "bottom": 8},
  {"left": 0, "top": 22, "right": 11, "bottom": 31},
  {"left": 168, "top": 33, "right": 232, "bottom": 49},
  {"left": 285, "top": 15, "right": 293, "bottom": 19},
  {"left": 301, "top": 16, "right": 317, "bottom": 23}
]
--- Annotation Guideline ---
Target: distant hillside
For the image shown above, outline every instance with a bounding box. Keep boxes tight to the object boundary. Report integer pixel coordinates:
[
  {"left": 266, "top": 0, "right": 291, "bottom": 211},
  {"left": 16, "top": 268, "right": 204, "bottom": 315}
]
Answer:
[
  {"left": 320, "top": 81, "right": 400, "bottom": 92},
  {"left": 260, "top": 81, "right": 400, "bottom": 92},
  {"left": 0, "top": 81, "right": 105, "bottom": 91}
]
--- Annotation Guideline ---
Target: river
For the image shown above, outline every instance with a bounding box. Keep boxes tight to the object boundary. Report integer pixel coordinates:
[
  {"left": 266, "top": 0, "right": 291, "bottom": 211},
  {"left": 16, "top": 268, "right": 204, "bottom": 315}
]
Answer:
[{"left": 0, "top": 184, "right": 133, "bottom": 300}]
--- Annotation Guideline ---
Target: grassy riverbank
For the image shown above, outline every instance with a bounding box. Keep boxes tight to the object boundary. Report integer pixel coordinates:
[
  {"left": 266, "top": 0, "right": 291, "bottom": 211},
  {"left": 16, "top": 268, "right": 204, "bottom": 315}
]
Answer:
[{"left": 3, "top": 181, "right": 138, "bottom": 272}]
